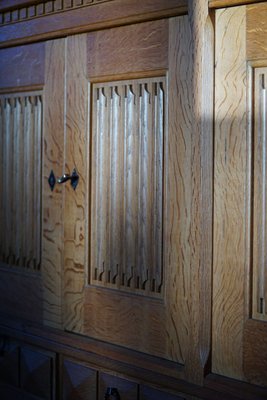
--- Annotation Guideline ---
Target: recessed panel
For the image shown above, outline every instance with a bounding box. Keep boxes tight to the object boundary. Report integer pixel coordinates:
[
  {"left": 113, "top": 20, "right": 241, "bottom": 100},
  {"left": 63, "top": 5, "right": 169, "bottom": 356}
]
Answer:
[
  {"left": 90, "top": 77, "right": 166, "bottom": 297},
  {"left": 0, "top": 91, "right": 43, "bottom": 270}
]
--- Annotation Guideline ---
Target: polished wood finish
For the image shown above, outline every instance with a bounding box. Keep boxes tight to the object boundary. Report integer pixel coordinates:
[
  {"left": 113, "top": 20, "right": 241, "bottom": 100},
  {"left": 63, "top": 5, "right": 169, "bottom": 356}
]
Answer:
[
  {"left": 0, "top": 0, "right": 187, "bottom": 48},
  {"left": 213, "top": 5, "right": 247, "bottom": 380}
]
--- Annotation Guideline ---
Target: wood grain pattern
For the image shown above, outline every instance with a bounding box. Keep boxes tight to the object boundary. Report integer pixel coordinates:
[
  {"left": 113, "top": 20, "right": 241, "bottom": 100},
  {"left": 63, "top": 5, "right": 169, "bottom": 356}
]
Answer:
[
  {"left": 212, "top": 6, "right": 247, "bottom": 380},
  {"left": 186, "top": 0, "right": 213, "bottom": 384},
  {"left": 209, "top": 0, "right": 266, "bottom": 9},
  {"left": 63, "top": 34, "right": 88, "bottom": 333},
  {"left": 0, "top": 92, "right": 42, "bottom": 270},
  {"left": 0, "top": 0, "right": 187, "bottom": 49},
  {"left": 42, "top": 38, "right": 66, "bottom": 329},
  {"left": 252, "top": 67, "right": 267, "bottom": 321},
  {"left": 87, "top": 20, "right": 168, "bottom": 79},
  {"left": 0, "top": 43, "right": 45, "bottom": 89},
  {"left": 90, "top": 78, "right": 165, "bottom": 296},
  {"left": 247, "top": 3, "right": 267, "bottom": 60},
  {"left": 244, "top": 319, "right": 267, "bottom": 386}
]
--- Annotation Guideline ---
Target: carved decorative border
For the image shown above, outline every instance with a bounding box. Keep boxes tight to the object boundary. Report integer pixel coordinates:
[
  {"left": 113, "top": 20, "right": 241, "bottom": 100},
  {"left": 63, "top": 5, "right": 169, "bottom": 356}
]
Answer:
[{"left": 0, "top": 0, "right": 113, "bottom": 26}]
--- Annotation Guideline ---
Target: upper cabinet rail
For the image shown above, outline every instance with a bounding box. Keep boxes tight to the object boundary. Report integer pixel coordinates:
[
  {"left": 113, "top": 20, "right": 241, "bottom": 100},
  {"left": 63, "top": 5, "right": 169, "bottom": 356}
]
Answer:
[
  {"left": 0, "top": 0, "right": 187, "bottom": 48},
  {"left": 209, "top": 0, "right": 267, "bottom": 9}
]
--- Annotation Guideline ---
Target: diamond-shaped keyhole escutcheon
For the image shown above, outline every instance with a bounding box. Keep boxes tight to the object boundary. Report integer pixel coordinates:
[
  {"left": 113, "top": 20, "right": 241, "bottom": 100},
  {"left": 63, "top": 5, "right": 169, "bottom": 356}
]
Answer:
[{"left": 48, "top": 170, "right": 56, "bottom": 191}]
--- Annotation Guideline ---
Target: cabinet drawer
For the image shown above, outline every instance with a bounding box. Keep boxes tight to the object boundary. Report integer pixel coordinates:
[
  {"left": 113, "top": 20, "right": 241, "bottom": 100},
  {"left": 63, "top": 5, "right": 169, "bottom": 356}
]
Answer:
[
  {"left": 99, "top": 372, "right": 138, "bottom": 400},
  {"left": 140, "top": 385, "right": 185, "bottom": 400},
  {"left": 62, "top": 358, "right": 97, "bottom": 400}
]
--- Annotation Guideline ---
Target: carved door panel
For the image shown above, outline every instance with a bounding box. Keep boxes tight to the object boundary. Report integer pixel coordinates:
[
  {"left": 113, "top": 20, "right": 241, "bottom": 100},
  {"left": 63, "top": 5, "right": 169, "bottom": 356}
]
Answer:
[
  {"left": 0, "top": 39, "right": 66, "bottom": 328},
  {"left": 63, "top": 16, "right": 195, "bottom": 373},
  {"left": 213, "top": 4, "right": 267, "bottom": 386}
]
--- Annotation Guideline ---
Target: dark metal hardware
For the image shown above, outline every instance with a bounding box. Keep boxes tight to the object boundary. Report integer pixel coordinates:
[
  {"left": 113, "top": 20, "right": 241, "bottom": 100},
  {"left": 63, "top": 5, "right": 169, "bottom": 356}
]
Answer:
[
  {"left": 48, "top": 170, "right": 56, "bottom": 191},
  {"left": 57, "top": 168, "right": 79, "bottom": 190},
  {"left": 105, "top": 387, "right": 120, "bottom": 400}
]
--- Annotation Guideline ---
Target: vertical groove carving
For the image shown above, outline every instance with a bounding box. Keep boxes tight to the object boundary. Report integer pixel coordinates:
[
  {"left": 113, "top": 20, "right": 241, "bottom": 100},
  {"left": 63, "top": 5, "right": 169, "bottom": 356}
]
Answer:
[
  {"left": 253, "top": 68, "right": 267, "bottom": 321},
  {"left": 0, "top": 92, "right": 43, "bottom": 271},
  {"left": 90, "top": 77, "right": 165, "bottom": 296}
]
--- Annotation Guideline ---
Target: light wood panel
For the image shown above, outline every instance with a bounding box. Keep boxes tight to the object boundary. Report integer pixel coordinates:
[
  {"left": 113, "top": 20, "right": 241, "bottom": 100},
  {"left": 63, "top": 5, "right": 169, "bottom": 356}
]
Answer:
[
  {"left": 186, "top": 0, "right": 213, "bottom": 384},
  {"left": 87, "top": 19, "right": 168, "bottom": 79},
  {"left": 90, "top": 77, "right": 165, "bottom": 296},
  {"left": 42, "top": 38, "right": 66, "bottom": 329},
  {"left": 247, "top": 3, "right": 267, "bottom": 60},
  {"left": 209, "top": 0, "right": 265, "bottom": 9},
  {"left": 63, "top": 33, "right": 88, "bottom": 332},
  {"left": 0, "top": 91, "right": 42, "bottom": 270},
  {"left": 213, "top": 6, "right": 247, "bottom": 380},
  {"left": 64, "top": 16, "right": 197, "bottom": 373}
]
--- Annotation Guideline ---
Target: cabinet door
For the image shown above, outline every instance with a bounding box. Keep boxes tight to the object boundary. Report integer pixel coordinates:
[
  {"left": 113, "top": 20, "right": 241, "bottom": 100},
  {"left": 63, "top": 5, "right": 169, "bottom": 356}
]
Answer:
[
  {"left": 63, "top": 16, "right": 197, "bottom": 375},
  {"left": 0, "top": 39, "right": 66, "bottom": 328},
  {"left": 213, "top": 4, "right": 267, "bottom": 386}
]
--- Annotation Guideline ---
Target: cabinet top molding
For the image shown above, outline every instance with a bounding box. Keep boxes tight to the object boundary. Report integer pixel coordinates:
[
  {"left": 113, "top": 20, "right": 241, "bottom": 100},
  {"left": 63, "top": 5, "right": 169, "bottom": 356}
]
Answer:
[
  {"left": 0, "top": 0, "right": 187, "bottom": 48},
  {"left": 209, "top": 0, "right": 266, "bottom": 8}
]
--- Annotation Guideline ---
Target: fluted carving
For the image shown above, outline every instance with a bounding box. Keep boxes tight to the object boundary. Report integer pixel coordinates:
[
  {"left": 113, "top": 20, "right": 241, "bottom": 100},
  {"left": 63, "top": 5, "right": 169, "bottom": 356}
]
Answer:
[
  {"left": 0, "top": 92, "right": 43, "bottom": 270},
  {"left": 253, "top": 67, "right": 267, "bottom": 322},
  {"left": 90, "top": 77, "right": 165, "bottom": 296}
]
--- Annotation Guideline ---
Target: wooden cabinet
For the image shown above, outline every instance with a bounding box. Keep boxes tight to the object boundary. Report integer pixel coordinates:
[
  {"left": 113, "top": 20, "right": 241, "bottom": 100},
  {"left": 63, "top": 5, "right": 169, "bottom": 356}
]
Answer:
[{"left": 1, "top": 0, "right": 267, "bottom": 399}]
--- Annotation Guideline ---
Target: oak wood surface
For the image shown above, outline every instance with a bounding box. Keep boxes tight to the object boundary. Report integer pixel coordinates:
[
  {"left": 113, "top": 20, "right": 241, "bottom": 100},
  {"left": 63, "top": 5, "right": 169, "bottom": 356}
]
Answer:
[
  {"left": 87, "top": 19, "right": 168, "bottom": 79},
  {"left": 186, "top": 0, "right": 213, "bottom": 384},
  {"left": 69, "top": 16, "right": 195, "bottom": 371},
  {"left": 247, "top": 3, "right": 267, "bottom": 60},
  {"left": 0, "top": 43, "right": 45, "bottom": 89},
  {"left": 213, "top": 5, "right": 247, "bottom": 380},
  {"left": 209, "top": 0, "right": 267, "bottom": 8},
  {"left": 2, "top": 319, "right": 267, "bottom": 399},
  {"left": 244, "top": 319, "right": 267, "bottom": 386},
  {"left": 0, "top": 0, "right": 187, "bottom": 49},
  {"left": 63, "top": 33, "right": 88, "bottom": 333},
  {"left": 42, "top": 38, "right": 65, "bottom": 329}
]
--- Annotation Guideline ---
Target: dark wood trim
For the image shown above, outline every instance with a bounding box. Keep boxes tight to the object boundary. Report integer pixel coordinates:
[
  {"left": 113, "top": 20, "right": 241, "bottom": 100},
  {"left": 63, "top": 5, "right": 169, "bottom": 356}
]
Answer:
[
  {"left": 0, "top": 318, "right": 267, "bottom": 399},
  {"left": 0, "top": 0, "right": 187, "bottom": 49}
]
